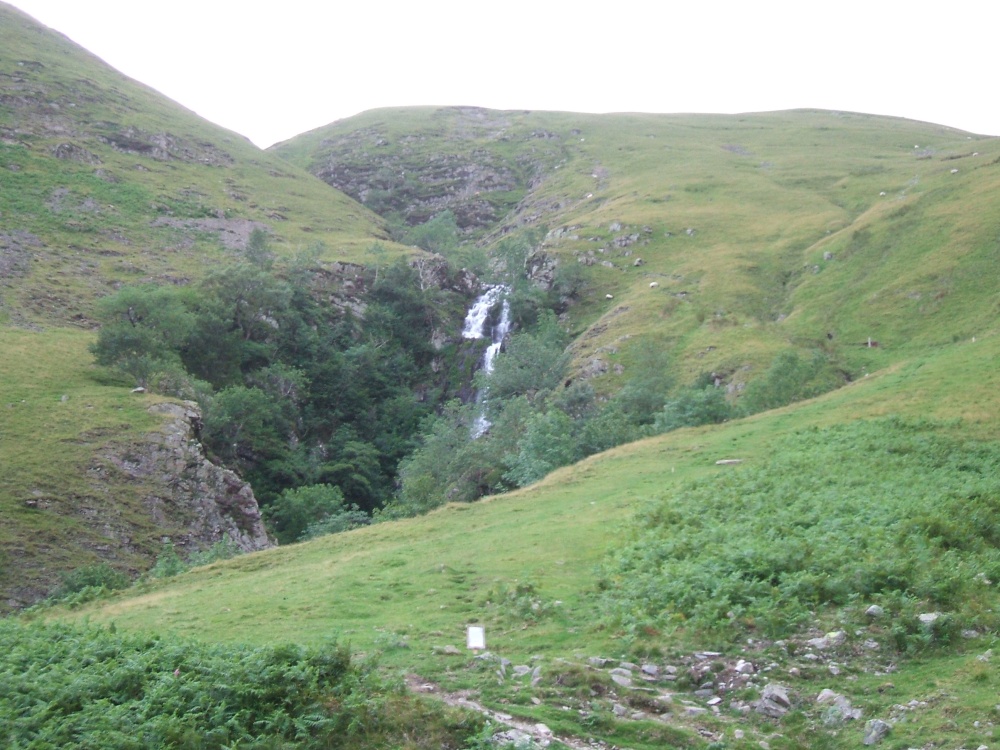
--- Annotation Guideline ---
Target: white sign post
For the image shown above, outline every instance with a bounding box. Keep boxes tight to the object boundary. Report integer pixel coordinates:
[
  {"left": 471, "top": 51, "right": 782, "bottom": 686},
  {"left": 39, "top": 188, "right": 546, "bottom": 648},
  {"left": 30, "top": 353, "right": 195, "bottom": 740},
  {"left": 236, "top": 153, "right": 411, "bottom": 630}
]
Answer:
[{"left": 466, "top": 625, "right": 486, "bottom": 652}]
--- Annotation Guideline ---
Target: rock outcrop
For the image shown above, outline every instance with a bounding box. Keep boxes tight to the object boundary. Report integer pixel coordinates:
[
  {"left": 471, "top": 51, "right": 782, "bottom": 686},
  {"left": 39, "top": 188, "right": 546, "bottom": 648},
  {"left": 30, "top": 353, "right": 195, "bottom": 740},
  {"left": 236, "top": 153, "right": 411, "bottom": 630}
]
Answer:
[{"left": 106, "top": 402, "right": 272, "bottom": 554}]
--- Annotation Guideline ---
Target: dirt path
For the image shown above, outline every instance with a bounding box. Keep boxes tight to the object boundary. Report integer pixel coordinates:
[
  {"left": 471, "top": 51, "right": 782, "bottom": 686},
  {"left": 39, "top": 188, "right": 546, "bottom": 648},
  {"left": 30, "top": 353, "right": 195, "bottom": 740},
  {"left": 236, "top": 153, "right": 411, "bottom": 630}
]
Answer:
[{"left": 404, "top": 674, "right": 610, "bottom": 749}]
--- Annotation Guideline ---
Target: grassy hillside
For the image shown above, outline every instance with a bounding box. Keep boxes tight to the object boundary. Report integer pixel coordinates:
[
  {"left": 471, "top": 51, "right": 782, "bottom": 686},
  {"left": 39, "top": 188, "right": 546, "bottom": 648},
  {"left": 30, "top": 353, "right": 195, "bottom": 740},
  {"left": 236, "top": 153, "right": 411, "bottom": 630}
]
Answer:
[
  {"left": 0, "top": 2, "right": 402, "bottom": 607},
  {"left": 277, "top": 107, "right": 1000, "bottom": 397},
  {"left": 3, "top": 7, "right": 1000, "bottom": 748},
  {"left": 44, "top": 330, "right": 1000, "bottom": 748},
  {"left": 0, "top": 2, "right": 391, "bottom": 329}
]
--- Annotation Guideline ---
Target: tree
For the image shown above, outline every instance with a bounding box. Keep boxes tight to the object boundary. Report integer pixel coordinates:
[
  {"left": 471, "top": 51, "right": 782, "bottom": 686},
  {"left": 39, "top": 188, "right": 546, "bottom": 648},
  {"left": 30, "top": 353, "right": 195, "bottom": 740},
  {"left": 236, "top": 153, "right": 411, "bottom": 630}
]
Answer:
[
  {"left": 89, "top": 284, "right": 196, "bottom": 388},
  {"left": 481, "top": 311, "right": 569, "bottom": 407},
  {"left": 262, "top": 484, "right": 352, "bottom": 544},
  {"left": 503, "top": 409, "right": 580, "bottom": 487},
  {"left": 654, "top": 385, "right": 734, "bottom": 433}
]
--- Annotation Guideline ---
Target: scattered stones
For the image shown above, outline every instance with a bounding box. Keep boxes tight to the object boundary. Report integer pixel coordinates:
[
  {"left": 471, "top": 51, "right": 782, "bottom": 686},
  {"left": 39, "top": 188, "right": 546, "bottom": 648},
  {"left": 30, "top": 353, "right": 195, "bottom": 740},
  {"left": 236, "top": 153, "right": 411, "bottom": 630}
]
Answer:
[
  {"left": 588, "top": 657, "right": 611, "bottom": 668},
  {"left": 863, "top": 718, "right": 891, "bottom": 745},
  {"left": 640, "top": 663, "right": 659, "bottom": 677},
  {"left": 695, "top": 652, "right": 722, "bottom": 661},
  {"left": 918, "top": 612, "right": 941, "bottom": 624},
  {"left": 513, "top": 665, "right": 532, "bottom": 677},
  {"left": 435, "top": 645, "right": 461, "bottom": 655},
  {"left": 865, "top": 605, "right": 885, "bottom": 619},
  {"left": 977, "top": 649, "right": 992, "bottom": 662}
]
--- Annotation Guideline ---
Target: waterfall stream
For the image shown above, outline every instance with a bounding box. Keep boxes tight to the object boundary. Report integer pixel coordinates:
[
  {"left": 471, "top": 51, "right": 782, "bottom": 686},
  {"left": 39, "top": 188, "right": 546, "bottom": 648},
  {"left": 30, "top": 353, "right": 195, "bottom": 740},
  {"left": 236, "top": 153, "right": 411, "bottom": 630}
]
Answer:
[{"left": 462, "top": 285, "right": 511, "bottom": 437}]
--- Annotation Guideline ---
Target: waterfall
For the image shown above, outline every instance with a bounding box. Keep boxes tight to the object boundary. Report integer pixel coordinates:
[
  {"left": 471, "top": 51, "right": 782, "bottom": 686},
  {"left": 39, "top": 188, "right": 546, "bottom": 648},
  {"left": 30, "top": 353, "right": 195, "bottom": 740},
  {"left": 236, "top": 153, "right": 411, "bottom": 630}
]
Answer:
[{"left": 462, "top": 286, "right": 512, "bottom": 437}]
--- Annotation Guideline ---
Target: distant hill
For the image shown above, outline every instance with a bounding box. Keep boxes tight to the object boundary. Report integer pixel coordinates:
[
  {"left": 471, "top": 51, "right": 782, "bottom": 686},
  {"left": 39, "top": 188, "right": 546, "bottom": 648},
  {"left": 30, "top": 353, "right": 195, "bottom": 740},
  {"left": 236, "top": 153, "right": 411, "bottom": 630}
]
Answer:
[
  {"left": 0, "top": 2, "right": 388, "bottom": 329},
  {"left": 276, "top": 106, "right": 1000, "bottom": 395}
]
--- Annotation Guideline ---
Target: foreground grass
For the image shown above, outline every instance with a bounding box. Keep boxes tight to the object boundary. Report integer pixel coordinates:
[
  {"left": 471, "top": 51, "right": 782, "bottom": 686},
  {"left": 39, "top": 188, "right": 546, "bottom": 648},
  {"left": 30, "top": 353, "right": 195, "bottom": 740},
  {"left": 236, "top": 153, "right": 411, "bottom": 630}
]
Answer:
[
  {"left": 38, "top": 332, "right": 1000, "bottom": 748},
  {"left": 0, "top": 619, "right": 481, "bottom": 749}
]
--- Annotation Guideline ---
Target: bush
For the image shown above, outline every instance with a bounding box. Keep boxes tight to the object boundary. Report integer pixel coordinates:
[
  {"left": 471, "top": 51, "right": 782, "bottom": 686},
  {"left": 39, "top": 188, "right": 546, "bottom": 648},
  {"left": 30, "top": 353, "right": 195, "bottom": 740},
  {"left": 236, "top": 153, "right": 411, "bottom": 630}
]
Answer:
[
  {"left": 53, "top": 563, "right": 130, "bottom": 599},
  {"left": 263, "top": 483, "right": 360, "bottom": 544}
]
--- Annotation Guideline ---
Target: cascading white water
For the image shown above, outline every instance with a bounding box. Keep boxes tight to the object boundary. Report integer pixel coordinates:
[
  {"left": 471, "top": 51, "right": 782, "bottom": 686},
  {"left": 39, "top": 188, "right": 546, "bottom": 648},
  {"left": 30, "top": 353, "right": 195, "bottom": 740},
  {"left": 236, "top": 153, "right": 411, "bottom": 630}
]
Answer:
[{"left": 462, "top": 285, "right": 512, "bottom": 437}]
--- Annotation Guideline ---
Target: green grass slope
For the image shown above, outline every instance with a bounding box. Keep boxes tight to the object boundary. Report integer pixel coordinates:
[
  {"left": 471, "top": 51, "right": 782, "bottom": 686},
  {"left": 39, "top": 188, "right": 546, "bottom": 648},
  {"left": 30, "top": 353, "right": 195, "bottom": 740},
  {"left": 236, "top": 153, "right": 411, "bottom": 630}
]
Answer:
[
  {"left": 47, "top": 330, "right": 1000, "bottom": 749},
  {"left": 277, "top": 107, "right": 1000, "bottom": 399},
  {"left": 0, "top": 2, "right": 390, "bottom": 328}
]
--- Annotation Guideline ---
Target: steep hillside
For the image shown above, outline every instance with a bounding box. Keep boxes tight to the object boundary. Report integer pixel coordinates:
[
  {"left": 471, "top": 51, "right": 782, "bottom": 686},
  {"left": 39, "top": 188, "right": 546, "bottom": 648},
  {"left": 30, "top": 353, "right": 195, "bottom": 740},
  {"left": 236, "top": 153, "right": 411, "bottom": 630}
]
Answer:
[
  {"left": 276, "top": 107, "right": 1000, "bottom": 398},
  {"left": 0, "top": 2, "right": 388, "bottom": 328},
  {"left": 0, "top": 3, "right": 399, "bottom": 608}
]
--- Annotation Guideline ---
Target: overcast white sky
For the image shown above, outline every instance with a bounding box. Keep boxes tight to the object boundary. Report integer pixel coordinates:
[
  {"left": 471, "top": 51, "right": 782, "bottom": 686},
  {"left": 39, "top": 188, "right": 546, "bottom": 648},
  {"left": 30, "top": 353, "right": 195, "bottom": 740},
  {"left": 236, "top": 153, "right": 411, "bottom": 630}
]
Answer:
[{"left": 9, "top": 0, "right": 999, "bottom": 148}]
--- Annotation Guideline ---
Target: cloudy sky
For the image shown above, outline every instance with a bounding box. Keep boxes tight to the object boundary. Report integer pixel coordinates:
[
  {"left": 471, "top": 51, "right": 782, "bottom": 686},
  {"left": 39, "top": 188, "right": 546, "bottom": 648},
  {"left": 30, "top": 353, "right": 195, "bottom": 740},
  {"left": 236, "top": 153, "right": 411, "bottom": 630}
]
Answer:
[{"left": 9, "top": 0, "right": 999, "bottom": 148}]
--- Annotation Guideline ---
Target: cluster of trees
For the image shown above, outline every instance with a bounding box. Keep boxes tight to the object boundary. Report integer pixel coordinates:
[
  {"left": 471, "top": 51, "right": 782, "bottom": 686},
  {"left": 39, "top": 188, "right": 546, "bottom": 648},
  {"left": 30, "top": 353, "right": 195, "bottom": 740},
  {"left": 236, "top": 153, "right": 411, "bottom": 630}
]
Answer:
[
  {"left": 391, "top": 322, "right": 844, "bottom": 517},
  {"left": 93, "top": 227, "right": 841, "bottom": 544},
  {"left": 388, "top": 318, "right": 741, "bottom": 516},
  {"left": 91, "top": 232, "right": 469, "bottom": 539}
]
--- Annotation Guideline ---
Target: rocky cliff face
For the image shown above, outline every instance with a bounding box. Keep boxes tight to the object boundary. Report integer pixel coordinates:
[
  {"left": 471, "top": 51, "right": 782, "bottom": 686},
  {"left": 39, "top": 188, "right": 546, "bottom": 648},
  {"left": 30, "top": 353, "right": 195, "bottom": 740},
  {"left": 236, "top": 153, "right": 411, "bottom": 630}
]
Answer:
[{"left": 105, "top": 402, "right": 273, "bottom": 555}]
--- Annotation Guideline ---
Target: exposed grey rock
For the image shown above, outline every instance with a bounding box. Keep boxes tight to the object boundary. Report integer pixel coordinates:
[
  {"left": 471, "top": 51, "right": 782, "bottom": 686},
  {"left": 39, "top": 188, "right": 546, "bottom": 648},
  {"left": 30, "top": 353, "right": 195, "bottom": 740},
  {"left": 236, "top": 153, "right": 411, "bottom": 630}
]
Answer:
[
  {"left": 918, "top": 612, "right": 941, "bottom": 624},
  {"left": 108, "top": 402, "right": 272, "bottom": 554},
  {"left": 610, "top": 673, "right": 633, "bottom": 687},
  {"left": 612, "top": 702, "right": 627, "bottom": 717},
  {"left": 409, "top": 253, "right": 479, "bottom": 295},
  {"left": 816, "top": 688, "right": 862, "bottom": 720},
  {"left": 865, "top": 605, "right": 885, "bottom": 619},
  {"left": 754, "top": 684, "right": 792, "bottom": 718},
  {"left": 513, "top": 664, "right": 532, "bottom": 677},
  {"left": 589, "top": 657, "right": 611, "bottom": 668},
  {"left": 807, "top": 630, "right": 846, "bottom": 650},
  {"left": 435, "top": 645, "right": 461, "bottom": 655},
  {"left": 150, "top": 217, "right": 270, "bottom": 251},
  {"left": 823, "top": 251, "right": 834, "bottom": 260},
  {"left": 863, "top": 719, "right": 891, "bottom": 745},
  {"left": 640, "top": 663, "right": 659, "bottom": 677},
  {"left": 618, "top": 661, "right": 639, "bottom": 671},
  {"left": 525, "top": 249, "right": 557, "bottom": 290},
  {"left": 735, "top": 659, "right": 755, "bottom": 674}
]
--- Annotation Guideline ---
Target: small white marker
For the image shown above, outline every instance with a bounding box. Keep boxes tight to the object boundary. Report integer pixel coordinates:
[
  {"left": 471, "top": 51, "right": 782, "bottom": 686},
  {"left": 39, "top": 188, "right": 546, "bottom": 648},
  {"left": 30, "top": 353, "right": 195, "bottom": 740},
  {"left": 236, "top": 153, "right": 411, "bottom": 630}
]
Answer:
[{"left": 467, "top": 626, "right": 486, "bottom": 653}]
